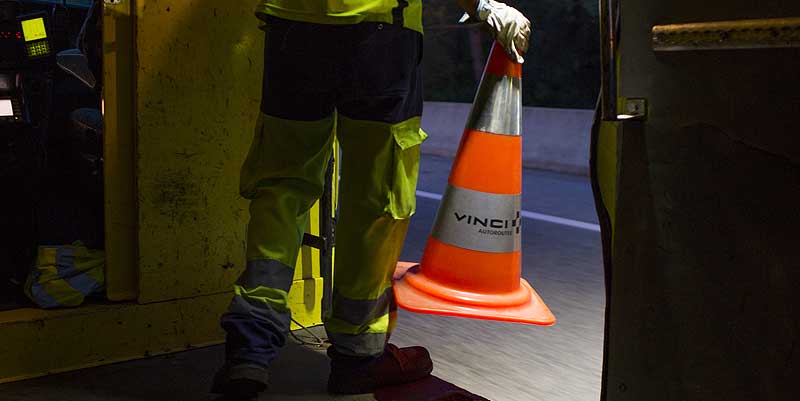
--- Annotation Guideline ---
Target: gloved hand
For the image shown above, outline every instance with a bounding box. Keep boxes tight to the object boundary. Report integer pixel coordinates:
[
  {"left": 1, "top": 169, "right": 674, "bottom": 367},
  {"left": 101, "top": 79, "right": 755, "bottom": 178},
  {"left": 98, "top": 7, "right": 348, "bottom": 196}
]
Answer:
[{"left": 460, "top": 0, "right": 531, "bottom": 63}]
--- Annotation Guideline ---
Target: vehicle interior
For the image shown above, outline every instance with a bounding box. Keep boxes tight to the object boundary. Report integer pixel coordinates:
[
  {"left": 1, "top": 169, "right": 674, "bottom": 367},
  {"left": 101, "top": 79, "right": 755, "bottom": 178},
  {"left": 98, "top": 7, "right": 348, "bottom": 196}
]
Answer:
[{"left": 0, "top": 0, "right": 103, "bottom": 311}]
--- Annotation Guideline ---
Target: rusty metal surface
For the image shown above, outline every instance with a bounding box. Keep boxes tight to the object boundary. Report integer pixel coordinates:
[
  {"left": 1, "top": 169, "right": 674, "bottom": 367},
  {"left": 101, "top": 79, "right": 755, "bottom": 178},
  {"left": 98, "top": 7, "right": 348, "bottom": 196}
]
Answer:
[{"left": 653, "top": 17, "right": 800, "bottom": 51}]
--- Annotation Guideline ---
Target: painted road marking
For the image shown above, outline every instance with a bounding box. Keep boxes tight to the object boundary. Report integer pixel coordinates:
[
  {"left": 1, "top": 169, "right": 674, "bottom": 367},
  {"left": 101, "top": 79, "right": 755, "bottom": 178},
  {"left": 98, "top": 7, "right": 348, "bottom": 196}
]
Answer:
[{"left": 416, "top": 190, "right": 601, "bottom": 233}]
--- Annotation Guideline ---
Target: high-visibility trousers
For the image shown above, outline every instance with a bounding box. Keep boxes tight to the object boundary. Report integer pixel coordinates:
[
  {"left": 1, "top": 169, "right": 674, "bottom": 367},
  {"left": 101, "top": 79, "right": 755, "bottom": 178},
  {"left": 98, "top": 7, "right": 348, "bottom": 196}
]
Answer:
[{"left": 220, "top": 16, "right": 426, "bottom": 367}]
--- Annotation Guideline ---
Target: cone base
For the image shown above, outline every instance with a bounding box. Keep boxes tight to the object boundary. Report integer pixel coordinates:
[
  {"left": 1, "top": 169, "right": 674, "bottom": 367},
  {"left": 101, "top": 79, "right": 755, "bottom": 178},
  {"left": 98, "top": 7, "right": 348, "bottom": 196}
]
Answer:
[{"left": 393, "top": 262, "right": 556, "bottom": 326}]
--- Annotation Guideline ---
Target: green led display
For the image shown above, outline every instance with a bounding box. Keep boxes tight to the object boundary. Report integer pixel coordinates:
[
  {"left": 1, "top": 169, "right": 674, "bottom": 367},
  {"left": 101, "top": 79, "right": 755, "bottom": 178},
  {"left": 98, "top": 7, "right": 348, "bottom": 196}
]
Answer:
[{"left": 21, "top": 17, "right": 47, "bottom": 42}]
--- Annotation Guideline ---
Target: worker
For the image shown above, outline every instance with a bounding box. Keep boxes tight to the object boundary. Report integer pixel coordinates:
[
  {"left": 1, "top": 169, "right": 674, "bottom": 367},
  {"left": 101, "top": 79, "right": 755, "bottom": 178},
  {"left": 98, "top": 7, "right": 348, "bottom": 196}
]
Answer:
[{"left": 211, "top": 1, "right": 531, "bottom": 399}]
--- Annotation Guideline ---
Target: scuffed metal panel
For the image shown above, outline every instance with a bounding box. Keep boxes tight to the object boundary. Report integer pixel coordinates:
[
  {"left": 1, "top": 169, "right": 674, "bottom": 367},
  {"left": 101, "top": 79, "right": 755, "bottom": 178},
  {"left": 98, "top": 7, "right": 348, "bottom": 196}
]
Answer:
[
  {"left": 133, "top": 0, "right": 326, "bottom": 306},
  {"left": 133, "top": 1, "right": 262, "bottom": 303},
  {"left": 604, "top": 0, "right": 800, "bottom": 400}
]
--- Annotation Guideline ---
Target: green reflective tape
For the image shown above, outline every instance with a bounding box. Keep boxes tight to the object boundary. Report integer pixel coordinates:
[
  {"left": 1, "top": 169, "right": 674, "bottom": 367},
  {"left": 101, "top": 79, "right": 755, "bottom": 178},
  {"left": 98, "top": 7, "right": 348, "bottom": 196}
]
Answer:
[
  {"left": 324, "top": 312, "right": 391, "bottom": 336},
  {"left": 234, "top": 284, "right": 290, "bottom": 313}
]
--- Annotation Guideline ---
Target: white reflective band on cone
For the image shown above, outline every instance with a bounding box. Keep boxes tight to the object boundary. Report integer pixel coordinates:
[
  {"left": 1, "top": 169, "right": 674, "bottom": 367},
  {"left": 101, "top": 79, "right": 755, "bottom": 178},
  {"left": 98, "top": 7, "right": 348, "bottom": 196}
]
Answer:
[
  {"left": 431, "top": 185, "right": 522, "bottom": 253},
  {"left": 466, "top": 74, "right": 522, "bottom": 136}
]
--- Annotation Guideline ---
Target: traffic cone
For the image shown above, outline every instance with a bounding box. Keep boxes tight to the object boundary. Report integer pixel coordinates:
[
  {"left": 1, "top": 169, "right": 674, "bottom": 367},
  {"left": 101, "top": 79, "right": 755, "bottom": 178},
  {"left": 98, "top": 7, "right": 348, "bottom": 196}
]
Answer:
[{"left": 393, "top": 42, "right": 555, "bottom": 326}]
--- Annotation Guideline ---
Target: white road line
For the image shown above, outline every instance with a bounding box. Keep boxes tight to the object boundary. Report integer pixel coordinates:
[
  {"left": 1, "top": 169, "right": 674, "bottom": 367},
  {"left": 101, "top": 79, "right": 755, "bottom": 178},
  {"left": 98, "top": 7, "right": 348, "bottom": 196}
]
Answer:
[
  {"left": 415, "top": 190, "right": 445, "bottom": 201},
  {"left": 416, "top": 190, "right": 601, "bottom": 232}
]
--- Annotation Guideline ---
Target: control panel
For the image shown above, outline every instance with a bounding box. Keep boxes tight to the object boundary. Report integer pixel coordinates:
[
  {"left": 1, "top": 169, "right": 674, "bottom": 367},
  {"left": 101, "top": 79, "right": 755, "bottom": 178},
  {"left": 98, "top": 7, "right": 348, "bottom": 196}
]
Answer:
[
  {"left": 0, "top": 73, "right": 21, "bottom": 123},
  {"left": 0, "top": 12, "right": 52, "bottom": 125},
  {"left": 0, "top": 11, "right": 51, "bottom": 68},
  {"left": 20, "top": 13, "right": 51, "bottom": 59}
]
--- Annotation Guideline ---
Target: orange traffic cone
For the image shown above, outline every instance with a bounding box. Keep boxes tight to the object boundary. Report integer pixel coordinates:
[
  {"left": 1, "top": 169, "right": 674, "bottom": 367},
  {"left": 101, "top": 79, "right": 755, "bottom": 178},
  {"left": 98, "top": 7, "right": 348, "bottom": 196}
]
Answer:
[{"left": 394, "top": 42, "right": 555, "bottom": 326}]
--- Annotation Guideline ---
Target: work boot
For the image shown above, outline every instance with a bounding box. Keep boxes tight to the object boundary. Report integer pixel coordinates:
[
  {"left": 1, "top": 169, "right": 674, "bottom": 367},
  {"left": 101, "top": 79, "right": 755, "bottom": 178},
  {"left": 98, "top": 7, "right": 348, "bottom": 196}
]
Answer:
[
  {"left": 327, "top": 343, "right": 434, "bottom": 394},
  {"left": 210, "top": 363, "right": 269, "bottom": 400}
]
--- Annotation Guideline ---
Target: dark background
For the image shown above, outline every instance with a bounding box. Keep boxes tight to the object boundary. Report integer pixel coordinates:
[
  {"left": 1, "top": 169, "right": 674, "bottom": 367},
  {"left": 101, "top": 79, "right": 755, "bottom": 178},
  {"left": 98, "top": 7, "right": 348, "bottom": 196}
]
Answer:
[{"left": 422, "top": 0, "right": 600, "bottom": 109}]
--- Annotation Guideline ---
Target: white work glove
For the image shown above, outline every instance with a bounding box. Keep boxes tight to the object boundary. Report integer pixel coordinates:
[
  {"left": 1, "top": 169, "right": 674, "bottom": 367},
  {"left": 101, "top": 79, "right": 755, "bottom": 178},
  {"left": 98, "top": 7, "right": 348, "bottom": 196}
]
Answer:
[{"left": 460, "top": 0, "right": 531, "bottom": 63}]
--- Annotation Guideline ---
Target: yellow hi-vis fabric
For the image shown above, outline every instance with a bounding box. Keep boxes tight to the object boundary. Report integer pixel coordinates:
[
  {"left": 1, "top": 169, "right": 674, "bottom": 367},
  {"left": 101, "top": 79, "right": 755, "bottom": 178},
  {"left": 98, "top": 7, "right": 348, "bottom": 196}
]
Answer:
[
  {"left": 256, "top": 0, "right": 424, "bottom": 34},
  {"left": 239, "top": 113, "right": 426, "bottom": 356},
  {"left": 24, "top": 242, "right": 105, "bottom": 308}
]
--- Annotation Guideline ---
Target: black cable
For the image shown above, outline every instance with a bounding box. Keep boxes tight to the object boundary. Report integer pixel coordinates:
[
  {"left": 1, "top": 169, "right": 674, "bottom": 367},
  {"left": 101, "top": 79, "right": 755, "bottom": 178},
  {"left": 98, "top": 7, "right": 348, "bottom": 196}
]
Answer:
[
  {"left": 74, "top": 0, "right": 96, "bottom": 52},
  {"left": 288, "top": 318, "right": 328, "bottom": 348}
]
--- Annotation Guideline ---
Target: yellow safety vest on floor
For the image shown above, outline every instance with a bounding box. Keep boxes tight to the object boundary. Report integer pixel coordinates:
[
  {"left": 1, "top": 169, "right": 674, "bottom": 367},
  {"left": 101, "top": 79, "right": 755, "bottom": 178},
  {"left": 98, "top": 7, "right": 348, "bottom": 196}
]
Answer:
[
  {"left": 24, "top": 242, "right": 105, "bottom": 308},
  {"left": 256, "top": 0, "right": 424, "bottom": 34}
]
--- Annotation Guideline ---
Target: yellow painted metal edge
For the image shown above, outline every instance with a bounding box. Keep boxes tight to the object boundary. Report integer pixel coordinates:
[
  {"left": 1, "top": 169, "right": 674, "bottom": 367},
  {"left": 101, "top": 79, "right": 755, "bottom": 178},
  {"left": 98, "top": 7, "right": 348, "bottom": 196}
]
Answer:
[
  {"left": 653, "top": 17, "right": 800, "bottom": 51},
  {"left": 294, "top": 141, "right": 338, "bottom": 282},
  {"left": 0, "top": 277, "right": 323, "bottom": 383},
  {"left": 289, "top": 277, "right": 324, "bottom": 330},
  {"left": 295, "top": 206, "right": 322, "bottom": 281},
  {"left": 597, "top": 121, "right": 620, "bottom": 231},
  {"left": 102, "top": 0, "right": 138, "bottom": 301},
  {"left": 0, "top": 293, "right": 228, "bottom": 384},
  {"left": 0, "top": 339, "right": 226, "bottom": 385}
]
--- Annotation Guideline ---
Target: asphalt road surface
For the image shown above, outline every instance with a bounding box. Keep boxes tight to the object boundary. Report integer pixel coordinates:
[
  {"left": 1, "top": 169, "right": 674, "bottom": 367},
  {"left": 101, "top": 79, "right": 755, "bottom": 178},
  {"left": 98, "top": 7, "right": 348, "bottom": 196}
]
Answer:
[
  {"left": 393, "top": 155, "right": 605, "bottom": 401},
  {"left": 0, "top": 155, "right": 605, "bottom": 401}
]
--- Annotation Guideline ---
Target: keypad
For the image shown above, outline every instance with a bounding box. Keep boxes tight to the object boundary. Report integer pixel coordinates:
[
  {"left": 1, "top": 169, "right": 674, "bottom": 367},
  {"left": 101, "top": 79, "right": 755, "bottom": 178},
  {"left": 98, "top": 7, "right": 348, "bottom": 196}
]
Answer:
[{"left": 26, "top": 40, "right": 50, "bottom": 57}]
